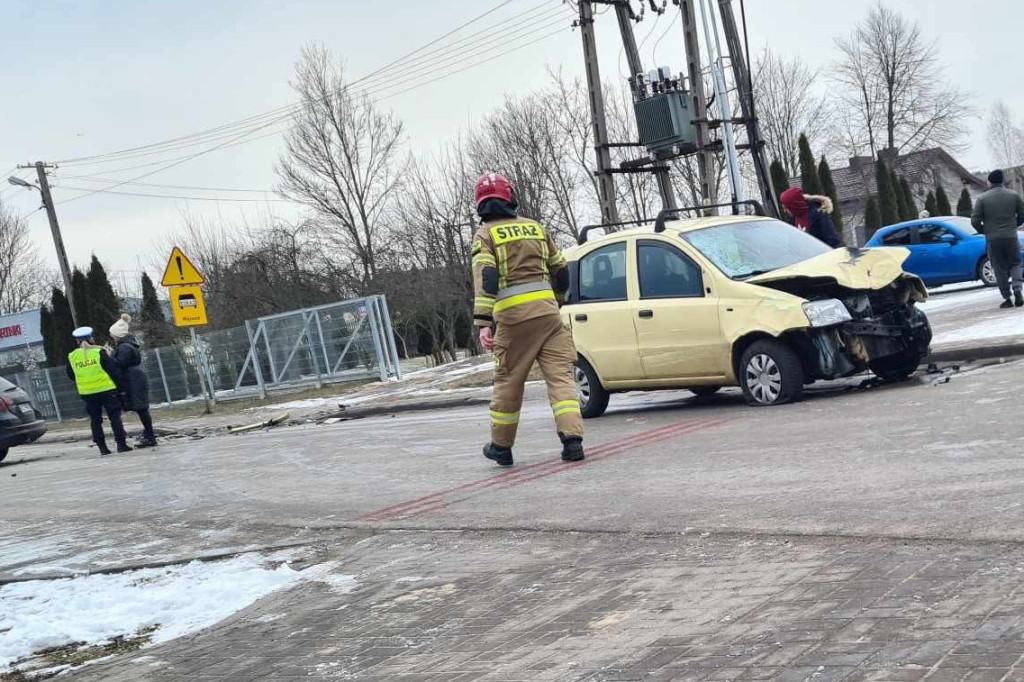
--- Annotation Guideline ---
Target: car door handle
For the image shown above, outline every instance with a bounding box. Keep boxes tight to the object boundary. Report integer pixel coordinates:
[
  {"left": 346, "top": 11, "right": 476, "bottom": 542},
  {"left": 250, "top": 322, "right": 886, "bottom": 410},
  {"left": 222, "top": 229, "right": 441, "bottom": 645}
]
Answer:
[
  {"left": 575, "top": 314, "right": 588, "bottom": 322},
  {"left": 638, "top": 309, "right": 654, "bottom": 319}
]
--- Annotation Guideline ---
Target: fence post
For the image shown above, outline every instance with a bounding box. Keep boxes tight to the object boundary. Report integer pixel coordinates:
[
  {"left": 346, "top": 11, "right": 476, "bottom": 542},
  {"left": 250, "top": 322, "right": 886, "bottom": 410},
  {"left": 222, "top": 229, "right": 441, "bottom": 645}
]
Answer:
[
  {"left": 304, "top": 311, "right": 323, "bottom": 390},
  {"left": 154, "top": 348, "right": 173, "bottom": 406},
  {"left": 43, "top": 368, "right": 62, "bottom": 423},
  {"left": 364, "top": 298, "right": 388, "bottom": 383},
  {"left": 378, "top": 295, "right": 403, "bottom": 381},
  {"left": 313, "top": 312, "right": 331, "bottom": 378},
  {"left": 262, "top": 321, "right": 278, "bottom": 384},
  {"left": 245, "top": 320, "right": 268, "bottom": 400}
]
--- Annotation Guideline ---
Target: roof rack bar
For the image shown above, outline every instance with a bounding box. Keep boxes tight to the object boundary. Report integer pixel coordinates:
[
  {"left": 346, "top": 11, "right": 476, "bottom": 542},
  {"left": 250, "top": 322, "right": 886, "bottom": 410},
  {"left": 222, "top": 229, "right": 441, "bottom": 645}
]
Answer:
[
  {"left": 653, "top": 200, "right": 766, "bottom": 233},
  {"left": 578, "top": 217, "right": 656, "bottom": 245}
]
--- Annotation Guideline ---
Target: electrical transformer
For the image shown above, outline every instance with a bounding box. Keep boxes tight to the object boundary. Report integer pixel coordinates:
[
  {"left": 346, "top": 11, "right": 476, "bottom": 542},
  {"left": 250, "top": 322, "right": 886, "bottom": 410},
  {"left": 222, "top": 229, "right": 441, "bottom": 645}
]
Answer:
[{"left": 632, "top": 66, "right": 696, "bottom": 160}]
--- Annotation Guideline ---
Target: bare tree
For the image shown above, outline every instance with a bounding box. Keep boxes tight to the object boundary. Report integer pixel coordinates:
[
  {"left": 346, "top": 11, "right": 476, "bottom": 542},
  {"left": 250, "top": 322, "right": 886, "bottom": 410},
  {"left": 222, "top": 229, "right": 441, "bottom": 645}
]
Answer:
[
  {"left": 277, "top": 44, "right": 405, "bottom": 291},
  {"left": 987, "top": 101, "right": 1024, "bottom": 169},
  {"left": 754, "top": 49, "right": 832, "bottom": 177},
  {"left": 0, "top": 199, "right": 46, "bottom": 314},
  {"left": 468, "top": 88, "right": 596, "bottom": 244},
  {"left": 833, "top": 2, "right": 971, "bottom": 156}
]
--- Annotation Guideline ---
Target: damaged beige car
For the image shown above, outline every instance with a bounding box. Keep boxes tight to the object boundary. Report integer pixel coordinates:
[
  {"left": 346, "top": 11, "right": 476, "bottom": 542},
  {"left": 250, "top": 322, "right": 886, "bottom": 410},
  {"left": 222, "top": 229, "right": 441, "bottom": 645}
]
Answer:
[{"left": 563, "top": 212, "right": 931, "bottom": 416}]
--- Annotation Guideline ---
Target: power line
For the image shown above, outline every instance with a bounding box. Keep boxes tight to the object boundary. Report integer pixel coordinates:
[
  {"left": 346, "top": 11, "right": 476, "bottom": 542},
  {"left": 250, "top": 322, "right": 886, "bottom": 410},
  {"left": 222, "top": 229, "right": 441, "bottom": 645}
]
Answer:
[
  {"left": 56, "top": 6, "right": 573, "bottom": 171},
  {"left": 54, "top": 173, "right": 277, "bottom": 193},
  {"left": 54, "top": 184, "right": 297, "bottom": 203},
  {"left": 58, "top": 4, "right": 571, "bottom": 170},
  {"left": 49, "top": 20, "right": 574, "bottom": 206},
  {"left": 53, "top": 0, "right": 550, "bottom": 167}
]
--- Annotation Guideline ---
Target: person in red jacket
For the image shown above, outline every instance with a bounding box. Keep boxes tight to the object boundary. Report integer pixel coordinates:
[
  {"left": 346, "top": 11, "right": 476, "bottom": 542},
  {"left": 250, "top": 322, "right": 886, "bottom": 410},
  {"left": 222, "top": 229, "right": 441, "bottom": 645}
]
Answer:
[{"left": 780, "top": 188, "right": 841, "bottom": 248}]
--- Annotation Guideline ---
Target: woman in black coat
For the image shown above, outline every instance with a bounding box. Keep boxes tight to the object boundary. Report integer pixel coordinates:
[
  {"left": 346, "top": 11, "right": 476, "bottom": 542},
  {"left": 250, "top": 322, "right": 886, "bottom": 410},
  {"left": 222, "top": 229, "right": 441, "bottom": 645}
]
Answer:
[
  {"left": 109, "top": 314, "right": 157, "bottom": 448},
  {"left": 779, "top": 187, "right": 842, "bottom": 248}
]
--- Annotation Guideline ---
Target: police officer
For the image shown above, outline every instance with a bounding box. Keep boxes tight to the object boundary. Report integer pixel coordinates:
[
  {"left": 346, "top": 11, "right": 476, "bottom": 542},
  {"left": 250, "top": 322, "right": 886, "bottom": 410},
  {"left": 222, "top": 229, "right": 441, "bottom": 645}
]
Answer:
[
  {"left": 472, "top": 172, "right": 584, "bottom": 467},
  {"left": 66, "top": 327, "right": 132, "bottom": 456}
]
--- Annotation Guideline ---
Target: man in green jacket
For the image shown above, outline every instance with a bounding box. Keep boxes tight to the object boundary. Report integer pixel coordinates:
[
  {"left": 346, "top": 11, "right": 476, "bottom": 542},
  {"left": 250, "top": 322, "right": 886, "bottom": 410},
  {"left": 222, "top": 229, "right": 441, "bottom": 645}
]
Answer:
[
  {"left": 972, "top": 169, "right": 1024, "bottom": 308},
  {"left": 66, "top": 326, "right": 132, "bottom": 456}
]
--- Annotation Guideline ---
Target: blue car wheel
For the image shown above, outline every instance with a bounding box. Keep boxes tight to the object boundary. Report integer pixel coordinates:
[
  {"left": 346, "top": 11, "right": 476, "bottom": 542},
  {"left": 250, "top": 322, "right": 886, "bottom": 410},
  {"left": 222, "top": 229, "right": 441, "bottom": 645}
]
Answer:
[{"left": 978, "top": 257, "right": 998, "bottom": 287}]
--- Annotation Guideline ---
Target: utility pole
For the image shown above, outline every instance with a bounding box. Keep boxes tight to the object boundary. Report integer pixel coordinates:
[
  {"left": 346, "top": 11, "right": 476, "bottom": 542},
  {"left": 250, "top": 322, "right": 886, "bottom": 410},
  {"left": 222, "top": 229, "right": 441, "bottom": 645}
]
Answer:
[
  {"left": 19, "top": 162, "right": 76, "bottom": 325},
  {"left": 717, "top": 0, "right": 780, "bottom": 218},
  {"left": 577, "top": 1, "right": 620, "bottom": 225},
  {"left": 613, "top": 2, "right": 677, "bottom": 210},
  {"left": 680, "top": 0, "right": 716, "bottom": 210},
  {"left": 697, "top": 0, "right": 744, "bottom": 206}
]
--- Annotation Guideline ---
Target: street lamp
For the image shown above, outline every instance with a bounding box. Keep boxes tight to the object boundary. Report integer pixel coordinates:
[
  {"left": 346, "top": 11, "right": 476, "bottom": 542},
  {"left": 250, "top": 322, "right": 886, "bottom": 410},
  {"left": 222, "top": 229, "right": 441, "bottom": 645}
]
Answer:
[{"left": 7, "top": 176, "right": 34, "bottom": 189}]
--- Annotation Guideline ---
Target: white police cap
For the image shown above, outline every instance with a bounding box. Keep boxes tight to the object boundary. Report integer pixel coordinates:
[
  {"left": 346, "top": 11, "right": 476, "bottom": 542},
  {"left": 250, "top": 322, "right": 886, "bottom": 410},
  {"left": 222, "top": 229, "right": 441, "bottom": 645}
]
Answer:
[{"left": 72, "top": 326, "right": 94, "bottom": 339}]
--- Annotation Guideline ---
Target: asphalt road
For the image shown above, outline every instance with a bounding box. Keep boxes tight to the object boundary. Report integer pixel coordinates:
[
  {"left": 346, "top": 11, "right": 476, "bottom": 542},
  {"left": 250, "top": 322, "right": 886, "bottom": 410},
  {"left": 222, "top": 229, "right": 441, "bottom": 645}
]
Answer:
[
  {"left": 7, "top": 359, "right": 1024, "bottom": 680},
  {"left": 3, "top": 357, "right": 1021, "bottom": 567}
]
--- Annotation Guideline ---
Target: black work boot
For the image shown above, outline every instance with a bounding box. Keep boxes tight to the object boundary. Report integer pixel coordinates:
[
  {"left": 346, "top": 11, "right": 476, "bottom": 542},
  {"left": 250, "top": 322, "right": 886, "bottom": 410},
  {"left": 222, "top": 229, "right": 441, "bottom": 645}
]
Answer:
[
  {"left": 560, "top": 434, "right": 585, "bottom": 463},
  {"left": 97, "top": 442, "right": 112, "bottom": 457},
  {"left": 482, "top": 443, "right": 513, "bottom": 467},
  {"left": 1001, "top": 297, "right": 1014, "bottom": 309},
  {"left": 1014, "top": 289, "right": 1023, "bottom": 307},
  {"left": 136, "top": 437, "right": 158, "bottom": 449},
  {"left": 116, "top": 441, "right": 134, "bottom": 454}
]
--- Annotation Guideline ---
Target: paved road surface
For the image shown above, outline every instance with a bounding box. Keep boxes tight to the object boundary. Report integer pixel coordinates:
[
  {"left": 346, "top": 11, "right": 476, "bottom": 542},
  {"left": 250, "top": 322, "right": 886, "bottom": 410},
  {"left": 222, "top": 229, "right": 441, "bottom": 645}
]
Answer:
[{"left": 3, "top": 358, "right": 1024, "bottom": 680}]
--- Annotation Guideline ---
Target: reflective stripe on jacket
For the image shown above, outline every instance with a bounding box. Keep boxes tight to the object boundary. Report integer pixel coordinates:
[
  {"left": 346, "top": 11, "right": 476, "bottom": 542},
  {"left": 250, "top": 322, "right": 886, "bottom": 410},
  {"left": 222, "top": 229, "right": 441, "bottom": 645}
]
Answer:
[
  {"left": 68, "top": 347, "right": 118, "bottom": 396},
  {"left": 472, "top": 218, "right": 567, "bottom": 327}
]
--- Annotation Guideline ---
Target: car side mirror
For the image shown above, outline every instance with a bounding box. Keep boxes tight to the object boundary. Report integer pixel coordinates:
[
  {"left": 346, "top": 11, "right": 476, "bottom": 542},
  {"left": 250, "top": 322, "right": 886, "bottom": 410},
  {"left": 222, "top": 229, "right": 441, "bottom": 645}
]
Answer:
[{"left": 939, "top": 233, "right": 959, "bottom": 245}]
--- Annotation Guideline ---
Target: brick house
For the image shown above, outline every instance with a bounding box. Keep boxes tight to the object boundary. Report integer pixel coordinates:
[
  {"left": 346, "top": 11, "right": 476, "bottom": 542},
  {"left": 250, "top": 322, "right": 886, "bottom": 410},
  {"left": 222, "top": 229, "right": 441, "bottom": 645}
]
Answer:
[{"left": 790, "top": 148, "right": 988, "bottom": 246}]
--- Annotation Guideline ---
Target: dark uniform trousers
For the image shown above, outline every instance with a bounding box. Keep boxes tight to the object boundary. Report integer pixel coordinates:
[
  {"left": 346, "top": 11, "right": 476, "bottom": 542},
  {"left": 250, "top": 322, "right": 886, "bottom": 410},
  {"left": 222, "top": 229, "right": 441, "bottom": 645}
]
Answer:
[{"left": 84, "top": 390, "right": 127, "bottom": 448}]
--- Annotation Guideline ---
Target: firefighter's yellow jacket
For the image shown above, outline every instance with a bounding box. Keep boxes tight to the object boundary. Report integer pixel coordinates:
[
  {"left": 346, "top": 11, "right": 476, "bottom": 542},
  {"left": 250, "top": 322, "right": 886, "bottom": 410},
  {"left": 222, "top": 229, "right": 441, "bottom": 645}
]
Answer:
[{"left": 471, "top": 217, "right": 569, "bottom": 327}]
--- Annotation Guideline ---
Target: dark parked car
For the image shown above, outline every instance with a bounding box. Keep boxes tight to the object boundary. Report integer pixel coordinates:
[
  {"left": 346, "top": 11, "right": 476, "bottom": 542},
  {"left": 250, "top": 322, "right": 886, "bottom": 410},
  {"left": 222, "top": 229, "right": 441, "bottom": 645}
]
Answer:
[{"left": 0, "top": 377, "right": 47, "bottom": 463}]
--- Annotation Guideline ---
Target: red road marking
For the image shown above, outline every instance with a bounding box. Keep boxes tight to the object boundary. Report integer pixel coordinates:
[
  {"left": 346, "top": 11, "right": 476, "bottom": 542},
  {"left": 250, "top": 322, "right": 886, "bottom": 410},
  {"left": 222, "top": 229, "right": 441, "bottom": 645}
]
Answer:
[
  {"left": 353, "top": 419, "right": 695, "bottom": 522},
  {"left": 358, "top": 416, "right": 733, "bottom": 522}
]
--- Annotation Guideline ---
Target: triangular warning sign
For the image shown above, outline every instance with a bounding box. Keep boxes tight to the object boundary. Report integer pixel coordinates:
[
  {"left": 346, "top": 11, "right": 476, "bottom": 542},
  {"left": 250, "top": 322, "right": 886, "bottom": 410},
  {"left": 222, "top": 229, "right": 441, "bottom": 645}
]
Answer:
[{"left": 161, "top": 247, "right": 205, "bottom": 286}]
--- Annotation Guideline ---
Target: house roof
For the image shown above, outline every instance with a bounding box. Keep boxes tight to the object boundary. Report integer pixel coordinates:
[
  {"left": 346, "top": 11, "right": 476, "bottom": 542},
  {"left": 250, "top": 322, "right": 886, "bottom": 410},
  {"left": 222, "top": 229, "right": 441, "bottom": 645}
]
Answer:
[{"left": 790, "top": 148, "right": 987, "bottom": 204}]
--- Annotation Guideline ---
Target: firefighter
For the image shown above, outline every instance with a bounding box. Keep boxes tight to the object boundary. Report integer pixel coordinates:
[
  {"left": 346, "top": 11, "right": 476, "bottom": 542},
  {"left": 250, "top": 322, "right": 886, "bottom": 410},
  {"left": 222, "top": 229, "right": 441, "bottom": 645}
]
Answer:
[
  {"left": 66, "top": 326, "right": 132, "bottom": 456},
  {"left": 472, "top": 172, "right": 584, "bottom": 467}
]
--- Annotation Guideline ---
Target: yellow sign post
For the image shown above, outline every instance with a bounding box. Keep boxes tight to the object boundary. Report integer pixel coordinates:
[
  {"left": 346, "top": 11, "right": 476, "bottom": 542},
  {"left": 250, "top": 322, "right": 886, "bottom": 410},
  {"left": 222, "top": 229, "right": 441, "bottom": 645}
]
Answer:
[
  {"left": 169, "top": 285, "right": 208, "bottom": 327},
  {"left": 160, "top": 247, "right": 214, "bottom": 411}
]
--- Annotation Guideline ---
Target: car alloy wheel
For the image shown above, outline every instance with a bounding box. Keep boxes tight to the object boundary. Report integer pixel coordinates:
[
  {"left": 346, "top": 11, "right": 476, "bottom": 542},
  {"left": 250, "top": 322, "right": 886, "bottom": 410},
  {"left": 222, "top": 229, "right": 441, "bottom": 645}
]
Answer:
[
  {"left": 574, "top": 365, "right": 591, "bottom": 407},
  {"left": 745, "top": 353, "right": 782, "bottom": 404},
  {"left": 981, "top": 259, "right": 997, "bottom": 286}
]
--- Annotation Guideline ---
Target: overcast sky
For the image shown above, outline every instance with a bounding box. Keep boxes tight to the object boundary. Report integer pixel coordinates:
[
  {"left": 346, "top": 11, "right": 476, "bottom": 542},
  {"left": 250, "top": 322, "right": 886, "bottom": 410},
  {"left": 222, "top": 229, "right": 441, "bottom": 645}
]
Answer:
[{"left": 1, "top": 0, "right": 1018, "bottom": 282}]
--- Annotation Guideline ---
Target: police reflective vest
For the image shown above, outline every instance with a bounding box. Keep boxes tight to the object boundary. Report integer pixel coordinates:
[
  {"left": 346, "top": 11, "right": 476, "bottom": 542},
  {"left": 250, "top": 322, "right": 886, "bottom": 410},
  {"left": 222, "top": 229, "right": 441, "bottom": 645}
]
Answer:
[{"left": 68, "top": 348, "right": 117, "bottom": 396}]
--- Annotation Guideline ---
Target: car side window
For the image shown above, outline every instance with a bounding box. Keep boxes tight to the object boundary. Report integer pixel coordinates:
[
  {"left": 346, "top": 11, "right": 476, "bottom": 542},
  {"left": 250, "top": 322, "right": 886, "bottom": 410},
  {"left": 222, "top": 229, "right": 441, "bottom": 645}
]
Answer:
[
  {"left": 918, "top": 224, "right": 952, "bottom": 244},
  {"left": 638, "top": 241, "right": 704, "bottom": 299},
  {"left": 881, "top": 227, "right": 912, "bottom": 246},
  {"left": 579, "top": 242, "right": 628, "bottom": 302}
]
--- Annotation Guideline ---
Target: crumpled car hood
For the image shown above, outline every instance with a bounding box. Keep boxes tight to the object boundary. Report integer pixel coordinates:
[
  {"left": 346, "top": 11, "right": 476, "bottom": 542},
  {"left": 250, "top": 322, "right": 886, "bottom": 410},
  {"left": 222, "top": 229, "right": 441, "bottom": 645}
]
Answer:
[{"left": 747, "top": 246, "right": 911, "bottom": 291}]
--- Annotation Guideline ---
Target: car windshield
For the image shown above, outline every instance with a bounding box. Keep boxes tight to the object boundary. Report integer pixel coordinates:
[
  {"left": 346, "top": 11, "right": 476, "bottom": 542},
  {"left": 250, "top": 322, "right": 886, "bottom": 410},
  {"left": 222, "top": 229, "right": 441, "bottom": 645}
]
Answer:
[
  {"left": 943, "top": 217, "right": 978, "bottom": 235},
  {"left": 680, "top": 219, "right": 833, "bottom": 280}
]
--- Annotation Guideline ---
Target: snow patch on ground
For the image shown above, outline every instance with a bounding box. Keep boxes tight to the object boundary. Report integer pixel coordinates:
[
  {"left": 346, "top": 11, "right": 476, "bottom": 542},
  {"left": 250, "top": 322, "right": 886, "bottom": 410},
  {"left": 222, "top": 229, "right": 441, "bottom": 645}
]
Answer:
[
  {"left": 932, "top": 315, "right": 1024, "bottom": 346},
  {"left": 920, "top": 287, "right": 997, "bottom": 313},
  {"left": 0, "top": 554, "right": 304, "bottom": 671}
]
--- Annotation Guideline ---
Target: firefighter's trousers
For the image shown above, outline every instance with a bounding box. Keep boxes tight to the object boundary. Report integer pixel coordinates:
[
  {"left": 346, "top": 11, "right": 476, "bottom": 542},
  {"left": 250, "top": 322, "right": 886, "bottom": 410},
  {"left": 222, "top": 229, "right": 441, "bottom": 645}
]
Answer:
[{"left": 490, "top": 314, "right": 583, "bottom": 448}]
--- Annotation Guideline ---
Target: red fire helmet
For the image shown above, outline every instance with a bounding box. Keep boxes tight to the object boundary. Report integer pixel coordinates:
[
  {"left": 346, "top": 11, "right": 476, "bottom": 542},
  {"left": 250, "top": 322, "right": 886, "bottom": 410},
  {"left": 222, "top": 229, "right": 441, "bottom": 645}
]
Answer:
[{"left": 474, "top": 173, "right": 514, "bottom": 206}]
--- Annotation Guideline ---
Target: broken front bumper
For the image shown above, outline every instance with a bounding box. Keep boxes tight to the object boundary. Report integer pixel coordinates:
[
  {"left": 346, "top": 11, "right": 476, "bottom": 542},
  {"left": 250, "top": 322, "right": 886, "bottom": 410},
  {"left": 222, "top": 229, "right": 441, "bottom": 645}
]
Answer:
[{"left": 802, "top": 305, "right": 932, "bottom": 380}]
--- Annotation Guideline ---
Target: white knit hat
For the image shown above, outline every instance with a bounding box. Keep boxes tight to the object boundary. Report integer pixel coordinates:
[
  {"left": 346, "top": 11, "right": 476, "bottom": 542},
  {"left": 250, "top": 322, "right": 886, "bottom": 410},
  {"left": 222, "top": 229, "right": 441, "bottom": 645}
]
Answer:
[{"left": 109, "top": 313, "right": 132, "bottom": 339}]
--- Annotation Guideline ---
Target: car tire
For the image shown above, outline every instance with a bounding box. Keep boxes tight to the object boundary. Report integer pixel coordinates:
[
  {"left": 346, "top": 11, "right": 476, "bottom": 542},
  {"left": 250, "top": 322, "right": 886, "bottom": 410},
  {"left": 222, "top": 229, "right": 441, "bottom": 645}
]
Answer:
[
  {"left": 978, "top": 257, "right": 998, "bottom": 287},
  {"left": 575, "top": 359, "right": 609, "bottom": 419},
  {"left": 0, "top": 447, "right": 8, "bottom": 464},
  {"left": 739, "top": 340, "right": 805, "bottom": 406},
  {"left": 689, "top": 386, "right": 722, "bottom": 398}
]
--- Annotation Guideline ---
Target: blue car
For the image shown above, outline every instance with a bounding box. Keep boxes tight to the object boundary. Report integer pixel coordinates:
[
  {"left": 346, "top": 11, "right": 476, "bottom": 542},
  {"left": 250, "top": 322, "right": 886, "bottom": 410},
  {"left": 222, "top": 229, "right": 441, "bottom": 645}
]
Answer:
[{"left": 866, "top": 217, "right": 1024, "bottom": 288}]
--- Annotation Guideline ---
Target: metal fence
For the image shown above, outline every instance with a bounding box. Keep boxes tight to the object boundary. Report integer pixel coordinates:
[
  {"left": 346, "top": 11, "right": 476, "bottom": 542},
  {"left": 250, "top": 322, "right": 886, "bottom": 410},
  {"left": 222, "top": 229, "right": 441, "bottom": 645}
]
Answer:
[{"left": 2, "top": 295, "right": 401, "bottom": 422}]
